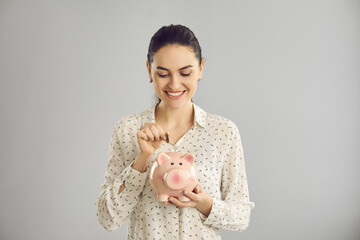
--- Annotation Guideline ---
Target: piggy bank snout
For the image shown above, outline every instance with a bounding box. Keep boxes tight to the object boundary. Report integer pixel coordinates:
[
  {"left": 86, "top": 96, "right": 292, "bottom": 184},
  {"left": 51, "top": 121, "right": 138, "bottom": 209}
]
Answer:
[{"left": 164, "top": 169, "right": 190, "bottom": 190}]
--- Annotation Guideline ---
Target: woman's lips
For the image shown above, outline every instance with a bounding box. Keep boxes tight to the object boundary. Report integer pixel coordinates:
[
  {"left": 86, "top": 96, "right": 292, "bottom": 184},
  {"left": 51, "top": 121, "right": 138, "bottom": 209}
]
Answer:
[{"left": 165, "top": 90, "right": 186, "bottom": 99}]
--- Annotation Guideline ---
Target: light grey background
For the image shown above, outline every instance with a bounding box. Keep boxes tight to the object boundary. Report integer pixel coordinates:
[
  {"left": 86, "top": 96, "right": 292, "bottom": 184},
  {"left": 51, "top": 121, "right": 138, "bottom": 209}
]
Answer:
[{"left": 0, "top": 1, "right": 359, "bottom": 239}]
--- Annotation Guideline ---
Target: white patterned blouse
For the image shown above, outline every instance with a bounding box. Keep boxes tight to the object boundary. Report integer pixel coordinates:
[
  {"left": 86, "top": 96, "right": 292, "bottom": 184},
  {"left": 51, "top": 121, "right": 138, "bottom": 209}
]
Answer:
[{"left": 95, "top": 102, "right": 255, "bottom": 240}]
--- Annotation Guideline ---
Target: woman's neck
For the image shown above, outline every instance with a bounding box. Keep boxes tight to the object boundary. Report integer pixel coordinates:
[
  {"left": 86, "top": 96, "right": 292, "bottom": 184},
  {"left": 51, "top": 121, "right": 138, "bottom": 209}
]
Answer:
[{"left": 155, "top": 101, "right": 194, "bottom": 129}]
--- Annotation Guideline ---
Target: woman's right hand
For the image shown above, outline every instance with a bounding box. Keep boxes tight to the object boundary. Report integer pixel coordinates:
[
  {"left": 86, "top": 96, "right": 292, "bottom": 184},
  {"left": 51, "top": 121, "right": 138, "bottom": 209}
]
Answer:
[{"left": 136, "top": 122, "right": 169, "bottom": 156}]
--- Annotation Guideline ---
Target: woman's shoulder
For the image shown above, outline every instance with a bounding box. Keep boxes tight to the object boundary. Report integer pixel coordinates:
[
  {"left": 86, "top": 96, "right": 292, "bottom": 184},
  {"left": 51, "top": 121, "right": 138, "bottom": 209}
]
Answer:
[
  {"left": 113, "top": 106, "right": 151, "bottom": 130},
  {"left": 205, "top": 111, "right": 242, "bottom": 145},
  {"left": 206, "top": 110, "right": 239, "bottom": 132}
]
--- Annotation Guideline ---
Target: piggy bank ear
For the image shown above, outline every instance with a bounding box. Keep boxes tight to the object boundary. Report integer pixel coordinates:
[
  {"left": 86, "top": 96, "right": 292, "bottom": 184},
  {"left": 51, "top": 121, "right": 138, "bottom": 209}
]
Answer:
[
  {"left": 157, "top": 152, "right": 171, "bottom": 166},
  {"left": 181, "top": 153, "right": 194, "bottom": 164}
]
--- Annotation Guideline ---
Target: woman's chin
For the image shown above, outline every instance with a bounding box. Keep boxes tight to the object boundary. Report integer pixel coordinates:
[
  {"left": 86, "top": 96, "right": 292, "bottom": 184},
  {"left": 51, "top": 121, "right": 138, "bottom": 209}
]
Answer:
[{"left": 162, "top": 98, "right": 191, "bottom": 109}]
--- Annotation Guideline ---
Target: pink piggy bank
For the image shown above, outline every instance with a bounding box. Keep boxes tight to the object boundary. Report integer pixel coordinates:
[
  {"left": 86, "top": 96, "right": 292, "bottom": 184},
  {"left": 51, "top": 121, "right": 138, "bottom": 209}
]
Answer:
[{"left": 148, "top": 152, "right": 198, "bottom": 202}]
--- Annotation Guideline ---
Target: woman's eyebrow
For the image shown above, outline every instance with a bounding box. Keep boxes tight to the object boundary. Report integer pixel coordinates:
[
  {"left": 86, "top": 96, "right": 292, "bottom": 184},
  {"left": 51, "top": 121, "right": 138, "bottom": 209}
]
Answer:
[{"left": 156, "top": 65, "right": 193, "bottom": 71}]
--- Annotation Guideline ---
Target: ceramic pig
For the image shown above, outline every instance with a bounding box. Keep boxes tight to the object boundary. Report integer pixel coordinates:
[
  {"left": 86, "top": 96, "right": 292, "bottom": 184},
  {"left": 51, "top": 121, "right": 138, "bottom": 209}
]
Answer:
[{"left": 148, "top": 152, "right": 198, "bottom": 202}]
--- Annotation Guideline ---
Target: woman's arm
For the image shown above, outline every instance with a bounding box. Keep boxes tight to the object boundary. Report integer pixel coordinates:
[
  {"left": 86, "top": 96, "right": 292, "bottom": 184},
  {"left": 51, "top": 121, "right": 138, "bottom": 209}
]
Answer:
[
  {"left": 94, "top": 122, "right": 149, "bottom": 232},
  {"left": 200, "top": 122, "right": 255, "bottom": 232},
  {"left": 117, "top": 151, "right": 151, "bottom": 195}
]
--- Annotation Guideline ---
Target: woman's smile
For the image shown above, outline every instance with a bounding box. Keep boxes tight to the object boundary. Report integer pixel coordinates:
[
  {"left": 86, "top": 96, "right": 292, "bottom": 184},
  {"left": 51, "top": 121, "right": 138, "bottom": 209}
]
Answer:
[{"left": 165, "top": 90, "right": 186, "bottom": 99}]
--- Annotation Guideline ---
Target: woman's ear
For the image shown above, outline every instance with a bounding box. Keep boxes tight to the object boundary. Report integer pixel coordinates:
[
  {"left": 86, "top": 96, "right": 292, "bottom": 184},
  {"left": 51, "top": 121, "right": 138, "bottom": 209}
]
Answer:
[
  {"left": 199, "top": 58, "right": 204, "bottom": 79},
  {"left": 146, "top": 60, "right": 153, "bottom": 81}
]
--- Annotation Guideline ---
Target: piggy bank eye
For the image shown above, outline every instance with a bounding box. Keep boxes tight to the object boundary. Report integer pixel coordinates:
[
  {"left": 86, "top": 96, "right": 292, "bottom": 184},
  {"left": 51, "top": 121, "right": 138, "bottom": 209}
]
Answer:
[
  {"left": 179, "top": 162, "right": 183, "bottom": 165},
  {"left": 171, "top": 162, "right": 174, "bottom": 165}
]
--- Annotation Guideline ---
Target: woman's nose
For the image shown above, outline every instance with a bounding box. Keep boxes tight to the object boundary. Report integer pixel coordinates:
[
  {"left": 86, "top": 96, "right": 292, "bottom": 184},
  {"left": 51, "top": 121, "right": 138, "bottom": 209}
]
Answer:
[{"left": 168, "top": 75, "right": 181, "bottom": 90}]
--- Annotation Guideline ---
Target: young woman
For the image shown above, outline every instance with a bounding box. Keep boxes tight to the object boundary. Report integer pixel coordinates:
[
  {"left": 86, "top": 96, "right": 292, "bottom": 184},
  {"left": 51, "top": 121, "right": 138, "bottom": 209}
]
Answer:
[{"left": 95, "top": 24, "right": 255, "bottom": 240}]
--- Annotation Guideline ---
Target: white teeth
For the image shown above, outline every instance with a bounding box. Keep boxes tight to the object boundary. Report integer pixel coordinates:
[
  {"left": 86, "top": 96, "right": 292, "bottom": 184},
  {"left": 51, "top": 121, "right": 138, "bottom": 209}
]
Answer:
[{"left": 167, "top": 91, "right": 184, "bottom": 96}]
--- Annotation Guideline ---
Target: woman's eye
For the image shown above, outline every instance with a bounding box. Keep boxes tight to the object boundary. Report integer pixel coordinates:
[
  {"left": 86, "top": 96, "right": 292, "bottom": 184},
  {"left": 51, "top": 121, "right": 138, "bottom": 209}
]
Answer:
[
  {"left": 158, "top": 73, "right": 168, "bottom": 78},
  {"left": 157, "top": 72, "right": 191, "bottom": 78},
  {"left": 181, "top": 72, "right": 191, "bottom": 77}
]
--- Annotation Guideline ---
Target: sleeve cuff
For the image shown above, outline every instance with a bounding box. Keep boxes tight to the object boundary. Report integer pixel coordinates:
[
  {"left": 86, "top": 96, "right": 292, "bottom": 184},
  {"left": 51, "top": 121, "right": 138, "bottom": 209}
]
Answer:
[
  {"left": 113, "top": 161, "right": 148, "bottom": 197},
  {"left": 198, "top": 210, "right": 207, "bottom": 221},
  {"left": 201, "top": 198, "right": 256, "bottom": 227},
  {"left": 202, "top": 197, "right": 224, "bottom": 226}
]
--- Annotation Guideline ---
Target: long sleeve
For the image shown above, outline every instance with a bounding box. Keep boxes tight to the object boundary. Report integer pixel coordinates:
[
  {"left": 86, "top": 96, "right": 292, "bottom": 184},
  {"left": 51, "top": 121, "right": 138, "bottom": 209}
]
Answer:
[
  {"left": 200, "top": 123, "right": 255, "bottom": 232},
  {"left": 94, "top": 122, "right": 148, "bottom": 232}
]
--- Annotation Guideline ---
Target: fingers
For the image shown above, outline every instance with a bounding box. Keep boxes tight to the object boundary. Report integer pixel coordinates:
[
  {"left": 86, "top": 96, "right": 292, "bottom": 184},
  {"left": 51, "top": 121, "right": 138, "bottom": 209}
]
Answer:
[
  {"left": 194, "top": 184, "right": 202, "bottom": 193},
  {"left": 139, "top": 122, "right": 168, "bottom": 142},
  {"left": 184, "top": 190, "right": 201, "bottom": 202},
  {"left": 156, "top": 125, "right": 167, "bottom": 141},
  {"left": 137, "top": 130, "right": 148, "bottom": 141},
  {"left": 151, "top": 125, "right": 160, "bottom": 141},
  {"left": 165, "top": 189, "right": 201, "bottom": 208},
  {"left": 168, "top": 197, "right": 193, "bottom": 208},
  {"left": 143, "top": 127, "right": 155, "bottom": 141},
  {"left": 164, "top": 201, "right": 173, "bottom": 206}
]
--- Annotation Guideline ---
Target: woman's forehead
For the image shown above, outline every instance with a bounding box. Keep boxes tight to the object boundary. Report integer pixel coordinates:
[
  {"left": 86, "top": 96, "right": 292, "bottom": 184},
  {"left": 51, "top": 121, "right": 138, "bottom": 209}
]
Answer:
[{"left": 153, "top": 45, "right": 197, "bottom": 70}]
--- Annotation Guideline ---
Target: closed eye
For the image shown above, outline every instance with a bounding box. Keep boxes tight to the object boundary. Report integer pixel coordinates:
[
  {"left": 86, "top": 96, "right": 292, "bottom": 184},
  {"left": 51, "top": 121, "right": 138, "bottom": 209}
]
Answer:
[
  {"left": 157, "top": 72, "right": 191, "bottom": 78},
  {"left": 181, "top": 72, "right": 191, "bottom": 77}
]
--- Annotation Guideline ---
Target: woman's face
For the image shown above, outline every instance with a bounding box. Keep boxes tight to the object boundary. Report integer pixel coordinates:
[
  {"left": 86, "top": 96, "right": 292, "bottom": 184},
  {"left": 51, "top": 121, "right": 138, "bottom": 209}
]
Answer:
[{"left": 146, "top": 44, "right": 204, "bottom": 109}]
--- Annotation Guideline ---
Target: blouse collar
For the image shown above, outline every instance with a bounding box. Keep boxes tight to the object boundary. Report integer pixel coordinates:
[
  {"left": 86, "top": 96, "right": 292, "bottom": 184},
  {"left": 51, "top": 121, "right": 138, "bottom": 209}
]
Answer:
[{"left": 142, "top": 102, "right": 207, "bottom": 129}]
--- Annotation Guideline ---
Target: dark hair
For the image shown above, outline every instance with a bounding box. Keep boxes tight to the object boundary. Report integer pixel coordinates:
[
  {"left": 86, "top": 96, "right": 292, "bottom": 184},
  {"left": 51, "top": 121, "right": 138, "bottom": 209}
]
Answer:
[{"left": 147, "top": 24, "right": 203, "bottom": 105}]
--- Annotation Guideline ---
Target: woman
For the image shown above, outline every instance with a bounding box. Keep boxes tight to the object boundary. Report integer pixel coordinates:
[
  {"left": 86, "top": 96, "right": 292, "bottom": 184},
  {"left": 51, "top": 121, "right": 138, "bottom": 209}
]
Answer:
[{"left": 95, "top": 24, "right": 255, "bottom": 240}]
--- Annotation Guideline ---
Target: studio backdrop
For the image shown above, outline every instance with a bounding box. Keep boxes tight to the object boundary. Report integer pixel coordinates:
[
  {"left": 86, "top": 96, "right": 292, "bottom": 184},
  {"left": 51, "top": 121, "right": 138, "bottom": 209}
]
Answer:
[{"left": 0, "top": 1, "right": 359, "bottom": 240}]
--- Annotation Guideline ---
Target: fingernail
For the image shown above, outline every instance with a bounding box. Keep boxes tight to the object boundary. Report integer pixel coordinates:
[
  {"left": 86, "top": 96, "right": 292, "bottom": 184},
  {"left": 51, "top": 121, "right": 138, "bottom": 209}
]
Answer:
[
  {"left": 169, "top": 198, "right": 173, "bottom": 201},
  {"left": 184, "top": 191, "right": 188, "bottom": 194},
  {"left": 196, "top": 187, "right": 199, "bottom": 192}
]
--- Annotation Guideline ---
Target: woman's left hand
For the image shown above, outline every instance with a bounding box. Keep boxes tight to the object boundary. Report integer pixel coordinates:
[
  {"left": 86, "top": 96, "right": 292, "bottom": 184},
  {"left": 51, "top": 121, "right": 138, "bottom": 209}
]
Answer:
[{"left": 166, "top": 184, "right": 213, "bottom": 217}]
